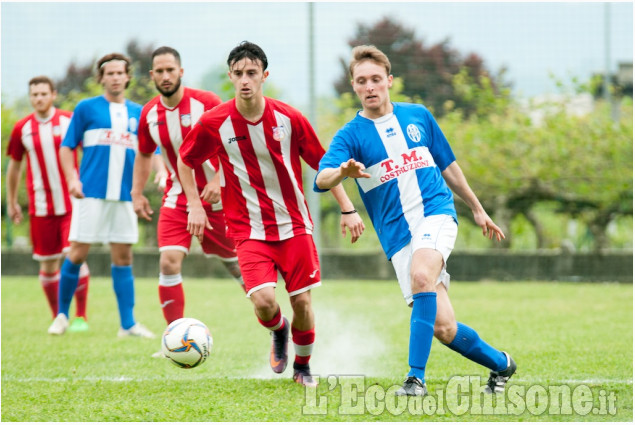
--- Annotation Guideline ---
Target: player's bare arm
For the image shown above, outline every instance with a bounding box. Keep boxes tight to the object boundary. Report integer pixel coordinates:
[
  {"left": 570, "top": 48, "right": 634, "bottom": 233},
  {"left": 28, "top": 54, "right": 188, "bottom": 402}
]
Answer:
[
  {"left": 131, "top": 151, "right": 155, "bottom": 221},
  {"left": 199, "top": 171, "right": 221, "bottom": 204},
  {"left": 151, "top": 154, "right": 168, "bottom": 191},
  {"left": 176, "top": 155, "right": 212, "bottom": 242},
  {"left": 5, "top": 159, "right": 24, "bottom": 224},
  {"left": 441, "top": 161, "right": 505, "bottom": 241},
  {"left": 329, "top": 183, "right": 365, "bottom": 243},
  {"left": 59, "top": 146, "right": 84, "bottom": 198},
  {"left": 315, "top": 159, "right": 370, "bottom": 190}
]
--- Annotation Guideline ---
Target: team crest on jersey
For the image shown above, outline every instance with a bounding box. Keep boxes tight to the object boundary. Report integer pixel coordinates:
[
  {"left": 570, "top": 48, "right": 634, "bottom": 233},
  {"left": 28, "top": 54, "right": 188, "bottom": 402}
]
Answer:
[
  {"left": 272, "top": 126, "right": 286, "bottom": 141},
  {"left": 180, "top": 114, "right": 192, "bottom": 127},
  {"left": 52, "top": 126, "right": 62, "bottom": 137},
  {"left": 129, "top": 117, "right": 138, "bottom": 133},
  {"left": 406, "top": 124, "right": 422, "bottom": 143}
]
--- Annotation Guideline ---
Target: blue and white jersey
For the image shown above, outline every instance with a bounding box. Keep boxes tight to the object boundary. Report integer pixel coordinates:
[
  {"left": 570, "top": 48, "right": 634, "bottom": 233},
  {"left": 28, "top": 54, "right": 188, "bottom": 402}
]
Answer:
[
  {"left": 316, "top": 102, "right": 457, "bottom": 259},
  {"left": 62, "top": 95, "right": 141, "bottom": 202}
]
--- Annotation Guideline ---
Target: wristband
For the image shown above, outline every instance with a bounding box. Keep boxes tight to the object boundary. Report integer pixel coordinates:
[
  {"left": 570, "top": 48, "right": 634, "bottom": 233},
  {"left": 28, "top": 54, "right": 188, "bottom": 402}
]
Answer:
[{"left": 341, "top": 209, "right": 357, "bottom": 215}]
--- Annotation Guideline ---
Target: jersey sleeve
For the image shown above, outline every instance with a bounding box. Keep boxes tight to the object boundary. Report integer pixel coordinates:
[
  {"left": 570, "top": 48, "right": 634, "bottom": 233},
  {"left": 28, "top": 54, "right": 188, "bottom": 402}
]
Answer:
[
  {"left": 137, "top": 107, "right": 158, "bottom": 155},
  {"left": 180, "top": 117, "right": 219, "bottom": 169},
  {"left": 6, "top": 120, "right": 26, "bottom": 161},
  {"left": 296, "top": 113, "right": 325, "bottom": 170},
  {"left": 423, "top": 107, "right": 456, "bottom": 171},
  {"left": 61, "top": 101, "right": 85, "bottom": 150}
]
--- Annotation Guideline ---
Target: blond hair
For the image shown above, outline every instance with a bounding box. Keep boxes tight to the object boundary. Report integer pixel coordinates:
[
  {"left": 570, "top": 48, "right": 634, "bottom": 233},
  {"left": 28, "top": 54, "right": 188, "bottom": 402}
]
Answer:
[{"left": 349, "top": 45, "right": 391, "bottom": 78}]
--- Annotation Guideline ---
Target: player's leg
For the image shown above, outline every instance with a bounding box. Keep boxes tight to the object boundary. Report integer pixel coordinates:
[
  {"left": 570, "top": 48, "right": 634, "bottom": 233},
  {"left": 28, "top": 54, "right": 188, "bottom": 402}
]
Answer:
[
  {"left": 236, "top": 239, "right": 288, "bottom": 373},
  {"left": 158, "top": 249, "right": 187, "bottom": 324},
  {"left": 30, "top": 215, "right": 64, "bottom": 319},
  {"left": 38, "top": 258, "right": 61, "bottom": 319},
  {"left": 50, "top": 241, "right": 91, "bottom": 335},
  {"left": 279, "top": 235, "right": 321, "bottom": 387},
  {"left": 435, "top": 284, "right": 515, "bottom": 393},
  {"left": 108, "top": 200, "right": 153, "bottom": 338},
  {"left": 203, "top": 208, "right": 244, "bottom": 292},
  {"left": 156, "top": 205, "right": 191, "bottom": 326},
  {"left": 398, "top": 247, "right": 442, "bottom": 396}
]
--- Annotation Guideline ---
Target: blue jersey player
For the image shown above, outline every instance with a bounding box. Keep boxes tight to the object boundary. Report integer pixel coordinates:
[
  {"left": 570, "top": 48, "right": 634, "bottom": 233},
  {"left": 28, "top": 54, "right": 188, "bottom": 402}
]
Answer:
[
  {"left": 315, "top": 45, "right": 516, "bottom": 396},
  {"left": 49, "top": 53, "right": 154, "bottom": 338}
]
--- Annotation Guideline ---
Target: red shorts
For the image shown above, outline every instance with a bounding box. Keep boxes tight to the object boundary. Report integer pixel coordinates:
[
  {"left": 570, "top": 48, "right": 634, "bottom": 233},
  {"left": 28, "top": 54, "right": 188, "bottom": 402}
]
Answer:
[
  {"left": 30, "top": 214, "right": 71, "bottom": 260},
  {"left": 157, "top": 205, "right": 237, "bottom": 260},
  {"left": 236, "top": 234, "right": 321, "bottom": 297}
]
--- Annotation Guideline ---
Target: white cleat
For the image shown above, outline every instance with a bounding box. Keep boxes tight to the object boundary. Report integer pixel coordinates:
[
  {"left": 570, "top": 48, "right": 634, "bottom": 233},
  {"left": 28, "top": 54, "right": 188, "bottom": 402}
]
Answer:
[
  {"left": 151, "top": 350, "right": 167, "bottom": 358},
  {"left": 48, "top": 313, "right": 69, "bottom": 335},
  {"left": 117, "top": 322, "right": 156, "bottom": 339}
]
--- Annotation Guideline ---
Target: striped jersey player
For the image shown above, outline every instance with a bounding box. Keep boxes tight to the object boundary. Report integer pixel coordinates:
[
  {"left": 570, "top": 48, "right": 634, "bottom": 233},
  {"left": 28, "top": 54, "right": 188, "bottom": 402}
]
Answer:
[
  {"left": 132, "top": 46, "right": 243, "bottom": 335},
  {"left": 5, "top": 75, "right": 90, "bottom": 326},
  {"left": 178, "top": 41, "right": 364, "bottom": 387}
]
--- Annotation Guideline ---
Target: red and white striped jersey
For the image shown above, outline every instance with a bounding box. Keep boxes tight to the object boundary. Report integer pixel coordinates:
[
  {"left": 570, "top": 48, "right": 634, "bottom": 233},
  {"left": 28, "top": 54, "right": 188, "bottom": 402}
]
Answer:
[
  {"left": 138, "top": 87, "right": 222, "bottom": 209},
  {"left": 7, "top": 108, "right": 74, "bottom": 217},
  {"left": 180, "top": 97, "right": 325, "bottom": 242}
]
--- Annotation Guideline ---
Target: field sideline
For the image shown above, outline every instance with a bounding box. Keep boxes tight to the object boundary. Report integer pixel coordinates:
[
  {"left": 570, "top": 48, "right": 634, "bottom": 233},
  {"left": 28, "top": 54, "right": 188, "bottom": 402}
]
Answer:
[{"left": 1, "top": 276, "right": 632, "bottom": 421}]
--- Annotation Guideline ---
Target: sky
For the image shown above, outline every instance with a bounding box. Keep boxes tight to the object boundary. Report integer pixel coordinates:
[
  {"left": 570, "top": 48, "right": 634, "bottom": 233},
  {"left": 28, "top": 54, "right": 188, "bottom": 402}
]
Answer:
[{"left": 1, "top": 1, "right": 633, "bottom": 109}]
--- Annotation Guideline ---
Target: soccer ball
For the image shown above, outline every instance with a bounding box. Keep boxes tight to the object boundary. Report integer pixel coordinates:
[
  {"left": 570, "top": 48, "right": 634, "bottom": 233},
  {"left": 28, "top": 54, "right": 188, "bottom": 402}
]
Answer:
[{"left": 161, "top": 318, "right": 213, "bottom": 368}]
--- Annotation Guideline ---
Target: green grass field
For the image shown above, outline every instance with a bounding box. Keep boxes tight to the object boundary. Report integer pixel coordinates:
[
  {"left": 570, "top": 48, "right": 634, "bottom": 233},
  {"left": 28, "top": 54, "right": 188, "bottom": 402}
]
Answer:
[{"left": 1, "top": 276, "right": 632, "bottom": 421}]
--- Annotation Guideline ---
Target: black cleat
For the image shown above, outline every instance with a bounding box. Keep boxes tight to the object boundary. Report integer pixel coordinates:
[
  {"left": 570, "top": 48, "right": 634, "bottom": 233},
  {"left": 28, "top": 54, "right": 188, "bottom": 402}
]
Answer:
[
  {"left": 485, "top": 351, "right": 517, "bottom": 394},
  {"left": 293, "top": 364, "right": 317, "bottom": 387},
  {"left": 269, "top": 317, "right": 289, "bottom": 373}
]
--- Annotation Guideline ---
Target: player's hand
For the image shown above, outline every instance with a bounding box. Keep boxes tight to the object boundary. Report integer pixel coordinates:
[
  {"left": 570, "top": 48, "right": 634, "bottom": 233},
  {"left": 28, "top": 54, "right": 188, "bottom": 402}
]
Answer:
[
  {"left": 473, "top": 210, "right": 506, "bottom": 242},
  {"left": 187, "top": 205, "right": 213, "bottom": 244},
  {"left": 68, "top": 178, "right": 84, "bottom": 199},
  {"left": 132, "top": 193, "right": 153, "bottom": 221},
  {"left": 340, "top": 159, "right": 370, "bottom": 179},
  {"left": 153, "top": 169, "right": 168, "bottom": 192},
  {"left": 8, "top": 202, "right": 23, "bottom": 225},
  {"left": 200, "top": 180, "right": 221, "bottom": 204},
  {"left": 340, "top": 211, "right": 365, "bottom": 244}
]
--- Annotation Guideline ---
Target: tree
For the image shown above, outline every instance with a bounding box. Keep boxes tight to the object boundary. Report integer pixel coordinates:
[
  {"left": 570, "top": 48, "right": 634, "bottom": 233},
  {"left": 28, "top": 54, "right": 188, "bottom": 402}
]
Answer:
[{"left": 334, "top": 17, "right": 509, "bottom": 117}]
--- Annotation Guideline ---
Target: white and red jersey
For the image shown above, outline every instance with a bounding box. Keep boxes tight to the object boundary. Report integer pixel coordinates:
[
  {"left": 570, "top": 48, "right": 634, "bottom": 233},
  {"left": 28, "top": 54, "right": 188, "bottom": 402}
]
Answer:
[
  {"left": 138, "top": 87, "right": 222, "bottom": 209},
  {"left": 6, "top": 108, "right": 75, "bottom": 217},
  {"left": 180, "top": 97, "right": 325, "bottom": 242}
]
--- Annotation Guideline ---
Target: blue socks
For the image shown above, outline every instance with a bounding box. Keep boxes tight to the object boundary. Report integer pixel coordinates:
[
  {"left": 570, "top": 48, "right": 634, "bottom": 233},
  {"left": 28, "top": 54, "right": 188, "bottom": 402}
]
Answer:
[
  {"left": 408, "top": 292, "right": 437, "bottom": 382},
  {"left": 446, "top": 322, "right": 508, "bottom": 372},
  {"left": 111, "top": 264, "right": 136, "bottom": 330},
  {"left": 58, "top": 258, "right": 81, "bottom": 317}
]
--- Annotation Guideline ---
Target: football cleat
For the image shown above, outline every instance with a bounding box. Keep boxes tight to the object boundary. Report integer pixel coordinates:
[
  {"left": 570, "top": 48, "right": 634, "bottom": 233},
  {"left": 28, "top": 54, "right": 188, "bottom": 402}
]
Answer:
[
  {"left": 68, "top": 317, "right": 89, "bottom": 333},
  {"left": 48, "top": 313, "right": 69, "bottom": 335},
  {"left": 269, "top": 317, "right": 289, "bottom": 373},
  {"left": 151, "top": 350, "right": 167, "bottom": 359},
  {"left": 293, "top": 366, "right": 317, "bottom": 387},
  {"left": 395, "top": 376, "right": 428, "bottom": 396},
  {"left": 117, "top": 322, "right": 156, "bottom": 339},
  {"left": 484, "top": 351, "right": 517, "bottom": 394}
]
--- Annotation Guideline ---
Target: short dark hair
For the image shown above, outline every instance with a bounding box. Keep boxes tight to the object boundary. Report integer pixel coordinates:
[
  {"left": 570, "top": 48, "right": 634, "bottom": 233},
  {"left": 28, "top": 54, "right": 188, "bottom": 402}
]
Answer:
[
  {"left": 151, "top": 46, "right": 181, "bottom": 67},
  {"left": 227, "top": 41, "right": 268, "bottom": 71},
  {"left": 96, "top": 52, "right": 132, "bottom": 88},
  {"left": 28, "top": 76, "right": 55, "bottom": 92}
]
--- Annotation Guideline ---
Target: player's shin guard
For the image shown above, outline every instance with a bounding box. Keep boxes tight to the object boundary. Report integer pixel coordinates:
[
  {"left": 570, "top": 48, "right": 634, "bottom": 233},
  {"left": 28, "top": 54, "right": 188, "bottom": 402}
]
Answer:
[
  {"left": 75, "top": 263, "right": 90, "bottom": 320},
  {"left": 111, "top": 264, "right": 136, "bottom": 330},
  {"left": 158, "top": 273, "right": 185, "bottom": 324},
  {"left": 58, "top": 258, "right": 81, "bottom": 318},
  {"left": 292, "top": 327, "right": 315, "bottom": 366},
  {"left": 39, "top": 271, "right": 60, "bottom": 318},
  {"left": 445, "top": 322, "right": 507, "bottom": 371},
  {"left": 408, "top": 292, "right": 437, "bottom": 382}
]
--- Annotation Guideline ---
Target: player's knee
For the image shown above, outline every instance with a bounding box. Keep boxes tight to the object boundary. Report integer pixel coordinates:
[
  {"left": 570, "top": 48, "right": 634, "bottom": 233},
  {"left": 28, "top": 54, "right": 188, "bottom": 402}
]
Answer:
[
  {"left": 434, "top": 321, "right": 457, "bottom": 344},
  {"left": 410, "top": 269, "right": 436, "bottom": 293},
  {"left": 251, "top": 292, "right": 277, "bottom": 314},
  {"left": 289, "top": 292, "right": 312, "bottom": 313},
  {"left": 159, "top": 254, "right": 182, "bottom": 275}
]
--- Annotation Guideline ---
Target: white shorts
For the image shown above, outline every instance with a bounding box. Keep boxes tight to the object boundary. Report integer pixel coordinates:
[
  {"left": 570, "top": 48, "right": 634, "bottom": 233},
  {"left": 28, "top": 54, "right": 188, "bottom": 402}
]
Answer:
[
  {"left": 69, "top": 197, "right": 138, "bottom": 244},
  {"left": 390, "top": 214, "right": 457, "bottom": 306}
]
